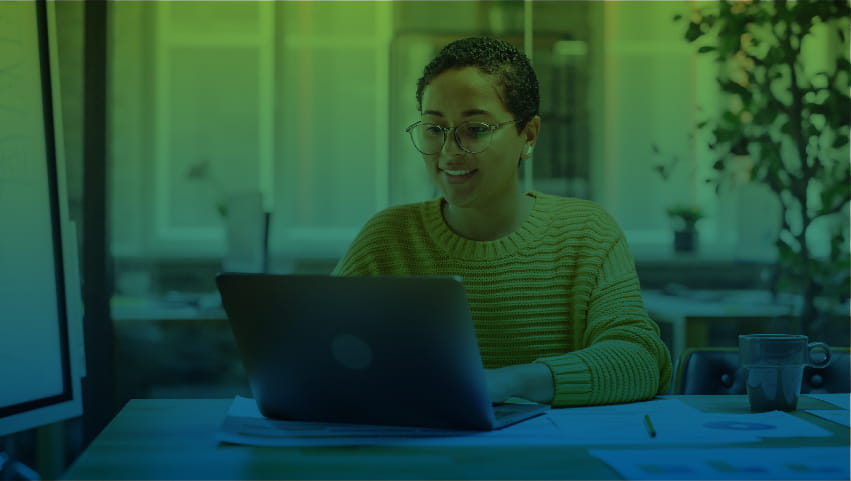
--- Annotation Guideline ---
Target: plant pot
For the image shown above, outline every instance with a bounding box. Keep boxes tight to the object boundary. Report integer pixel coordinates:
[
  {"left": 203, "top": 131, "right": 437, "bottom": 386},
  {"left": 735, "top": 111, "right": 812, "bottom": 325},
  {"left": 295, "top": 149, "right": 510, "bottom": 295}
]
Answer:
[{"left": 674, "top": 229, "right": 697, "bottom": 253}]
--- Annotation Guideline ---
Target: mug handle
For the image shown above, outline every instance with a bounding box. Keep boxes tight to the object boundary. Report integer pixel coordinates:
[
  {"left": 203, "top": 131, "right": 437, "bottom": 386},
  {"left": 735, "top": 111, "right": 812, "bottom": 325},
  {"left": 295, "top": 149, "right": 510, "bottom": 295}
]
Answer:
[{"left": 806, "top": 342, "right": 832, "bottom": 368}]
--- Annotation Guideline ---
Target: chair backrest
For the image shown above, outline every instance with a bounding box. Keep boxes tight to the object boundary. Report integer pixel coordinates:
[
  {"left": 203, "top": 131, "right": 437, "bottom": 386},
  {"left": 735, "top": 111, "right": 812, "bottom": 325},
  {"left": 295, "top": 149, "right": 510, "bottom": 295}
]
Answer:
[
  {"left": 674, "top": 348, "right": 745, "bottom": 395},
  {"left": 675, "top": 347, "right": 850, "bottom": 395}
]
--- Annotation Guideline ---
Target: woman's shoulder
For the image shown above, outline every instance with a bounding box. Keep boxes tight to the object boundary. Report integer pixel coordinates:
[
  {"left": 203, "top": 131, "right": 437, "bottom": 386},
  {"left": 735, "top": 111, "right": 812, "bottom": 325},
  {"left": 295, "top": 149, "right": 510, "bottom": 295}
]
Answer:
[
  {"left": 533, "top": 193, "right": 627, "bottom": 260},
  {"left": 349, "top": 199, "right": 438, "bottom": 244},
  {"left": 334, "top": 200, "right": 436, "bottom": 275},
  {"left": 538, "top": 193, "right": 603, "bottom": 212},
  {"left": 361, "top": 199, "right": 434, "bottom": 230},
  {"left": 535, "top": 193, "right": 619, "bottom": 231}
]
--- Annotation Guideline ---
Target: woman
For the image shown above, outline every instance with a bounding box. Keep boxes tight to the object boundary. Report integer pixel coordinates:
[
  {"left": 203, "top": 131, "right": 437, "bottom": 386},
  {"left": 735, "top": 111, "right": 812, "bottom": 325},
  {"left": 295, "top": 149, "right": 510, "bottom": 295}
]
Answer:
[{"left": 334, "top": 37, "right": 672, "bottom": 407}]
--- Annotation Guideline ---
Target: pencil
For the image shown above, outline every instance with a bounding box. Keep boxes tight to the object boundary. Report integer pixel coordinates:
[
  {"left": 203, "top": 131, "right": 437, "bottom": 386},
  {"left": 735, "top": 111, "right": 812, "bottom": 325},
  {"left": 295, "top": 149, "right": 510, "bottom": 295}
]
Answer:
[{"left": 643, "top": 414, "right": 656, "bottom": 438}]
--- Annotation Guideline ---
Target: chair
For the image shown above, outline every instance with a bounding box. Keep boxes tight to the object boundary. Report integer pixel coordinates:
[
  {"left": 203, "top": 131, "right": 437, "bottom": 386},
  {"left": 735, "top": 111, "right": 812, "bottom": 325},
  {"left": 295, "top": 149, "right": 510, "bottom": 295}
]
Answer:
[{"left": 674, "top": 347, "right": 850, "bottom": 395}]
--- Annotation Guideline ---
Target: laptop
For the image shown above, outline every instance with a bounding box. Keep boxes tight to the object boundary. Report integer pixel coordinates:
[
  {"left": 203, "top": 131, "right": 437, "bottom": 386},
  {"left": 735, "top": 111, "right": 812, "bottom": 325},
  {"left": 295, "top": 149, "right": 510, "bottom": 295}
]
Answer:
[{"left": 216, "top": 273, "right": 549, "bottom": 431}]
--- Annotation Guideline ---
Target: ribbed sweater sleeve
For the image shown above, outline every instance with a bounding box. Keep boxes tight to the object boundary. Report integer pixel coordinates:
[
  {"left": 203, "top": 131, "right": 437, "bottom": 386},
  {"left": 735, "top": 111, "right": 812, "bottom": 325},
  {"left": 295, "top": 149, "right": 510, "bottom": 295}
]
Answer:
[
  {"left": 534, "top": 222, "right": 672, "bottom": 406},
  {"left": 332, "top": 192, "right": 672, "bottom": 407}
]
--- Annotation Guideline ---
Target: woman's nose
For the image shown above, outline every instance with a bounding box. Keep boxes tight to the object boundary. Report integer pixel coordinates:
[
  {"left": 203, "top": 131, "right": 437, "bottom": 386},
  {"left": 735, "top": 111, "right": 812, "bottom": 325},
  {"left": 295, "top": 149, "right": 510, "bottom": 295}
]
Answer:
[{"left": 441, "top": 129, "right": 465, "bottom": 156}]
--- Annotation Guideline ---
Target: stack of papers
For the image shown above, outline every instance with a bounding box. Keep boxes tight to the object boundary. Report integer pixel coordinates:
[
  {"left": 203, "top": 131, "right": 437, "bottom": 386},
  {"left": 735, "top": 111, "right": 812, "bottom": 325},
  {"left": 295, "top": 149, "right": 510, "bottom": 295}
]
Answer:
[
  {"left": 216, "top": 395, "right": 848, "bottom": 479},
  {"left": 217, "top": 396, "right": 831, "bottom": 447}
]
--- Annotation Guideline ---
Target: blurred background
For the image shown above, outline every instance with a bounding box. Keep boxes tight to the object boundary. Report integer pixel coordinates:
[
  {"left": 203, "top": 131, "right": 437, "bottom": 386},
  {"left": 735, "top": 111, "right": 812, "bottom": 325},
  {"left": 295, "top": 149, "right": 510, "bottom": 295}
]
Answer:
[
  {"left": 7, "top": 0, "right": 848, "bottom": 476},
  {"left": 51, "top": 0, "right": 848, "bottom": 395}
]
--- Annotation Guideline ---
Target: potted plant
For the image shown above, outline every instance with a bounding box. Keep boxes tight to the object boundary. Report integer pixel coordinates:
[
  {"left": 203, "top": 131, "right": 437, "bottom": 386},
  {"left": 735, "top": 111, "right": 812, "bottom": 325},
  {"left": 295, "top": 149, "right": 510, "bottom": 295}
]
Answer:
[
  {"left": 675, "top": 0, "right": 850, "bottom": 338},
  {"left": 667, "top": 205, "right": 705, "bottom": 253}
]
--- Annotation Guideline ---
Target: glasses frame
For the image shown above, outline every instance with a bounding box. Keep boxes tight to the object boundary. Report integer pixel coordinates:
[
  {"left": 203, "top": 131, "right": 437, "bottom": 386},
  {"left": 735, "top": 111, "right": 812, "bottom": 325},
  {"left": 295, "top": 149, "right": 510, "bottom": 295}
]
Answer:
[{"left": 405, "top": 119, "right": 519, "bottom": 155}]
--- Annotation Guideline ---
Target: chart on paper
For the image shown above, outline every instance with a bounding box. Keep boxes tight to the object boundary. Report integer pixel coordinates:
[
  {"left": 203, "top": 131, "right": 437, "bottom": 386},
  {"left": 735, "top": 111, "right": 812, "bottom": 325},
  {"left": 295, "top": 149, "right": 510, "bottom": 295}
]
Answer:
[{"left": 590, "top": 447, "right": 850, "bottom": 480}]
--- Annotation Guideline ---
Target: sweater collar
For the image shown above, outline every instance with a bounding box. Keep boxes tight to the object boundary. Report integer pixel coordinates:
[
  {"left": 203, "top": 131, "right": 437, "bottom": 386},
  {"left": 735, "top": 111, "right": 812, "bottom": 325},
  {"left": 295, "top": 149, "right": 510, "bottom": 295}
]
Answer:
[{"left": 423, "top": 191, "right": 552, "bottom": 260}]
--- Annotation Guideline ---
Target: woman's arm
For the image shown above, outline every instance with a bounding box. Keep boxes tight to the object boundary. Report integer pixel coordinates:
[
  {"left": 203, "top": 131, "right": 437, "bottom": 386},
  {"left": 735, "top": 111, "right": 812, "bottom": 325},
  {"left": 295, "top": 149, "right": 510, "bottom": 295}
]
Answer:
[{"left": 534, "top": 233, "right": 673, "bottom": 407}]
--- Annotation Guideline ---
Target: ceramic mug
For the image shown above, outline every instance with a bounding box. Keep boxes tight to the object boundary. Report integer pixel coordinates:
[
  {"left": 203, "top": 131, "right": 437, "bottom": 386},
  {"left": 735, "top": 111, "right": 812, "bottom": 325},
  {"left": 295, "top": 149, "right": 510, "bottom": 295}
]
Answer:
[{"left": 739, "top": 334, "right": 832, "bottom": 412}]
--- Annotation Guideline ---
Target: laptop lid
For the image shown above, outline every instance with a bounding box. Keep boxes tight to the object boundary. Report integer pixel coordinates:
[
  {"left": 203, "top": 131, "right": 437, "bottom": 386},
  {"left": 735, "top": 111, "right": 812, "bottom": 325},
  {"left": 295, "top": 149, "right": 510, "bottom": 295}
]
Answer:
[{"left": 217, "top": 273, "right": 515, "bottom": 431}]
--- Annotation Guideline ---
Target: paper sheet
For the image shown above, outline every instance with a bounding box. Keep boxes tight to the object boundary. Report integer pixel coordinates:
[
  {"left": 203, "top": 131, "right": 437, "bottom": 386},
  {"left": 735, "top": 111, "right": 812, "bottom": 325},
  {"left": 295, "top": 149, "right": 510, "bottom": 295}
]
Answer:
[
  {"left": 807, "top": 393, "right": 851, "bottom": 409},
  {"left": 546, "top": 398, "right": 829, "bottom": 443},
  {"left": 805, "top": 410, "right": 851, "bottom": 427},
  {"left": 217, "top": 397, "right": 830, "bottom": 447},
  {"left": 590, "top": 447, "right": 850, "bottom": 480},
  {"left": 804, "top": 393, "right": 850, "bottom": 427},
  {"left": 218, "top": 396, "right": 564, "bottom": 447}
]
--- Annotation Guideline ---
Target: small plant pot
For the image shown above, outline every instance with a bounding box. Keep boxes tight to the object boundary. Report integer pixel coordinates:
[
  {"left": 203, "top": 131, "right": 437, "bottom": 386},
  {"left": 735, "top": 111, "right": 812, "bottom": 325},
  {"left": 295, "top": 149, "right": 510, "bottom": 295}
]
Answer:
[{"left": 674, "top": 229, "right": 697, "bottom": 253}]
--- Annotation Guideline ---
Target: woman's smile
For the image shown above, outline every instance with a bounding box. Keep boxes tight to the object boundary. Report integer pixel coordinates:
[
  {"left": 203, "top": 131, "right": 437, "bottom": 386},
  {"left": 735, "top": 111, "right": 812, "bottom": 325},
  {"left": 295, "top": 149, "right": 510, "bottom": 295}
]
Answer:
[{"left": 441, "top": 167, "right": 479, "bottom": 183}]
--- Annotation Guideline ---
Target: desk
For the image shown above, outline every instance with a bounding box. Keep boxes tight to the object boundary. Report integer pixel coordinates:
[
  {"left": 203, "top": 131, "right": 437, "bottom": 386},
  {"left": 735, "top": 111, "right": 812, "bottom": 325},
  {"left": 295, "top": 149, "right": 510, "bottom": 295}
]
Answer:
[
  {"left": 642, "top": 290, "right": 802, "bottom": 361},
  {"left": 63, "top": 396, "right": 849, "bottom": 480}
]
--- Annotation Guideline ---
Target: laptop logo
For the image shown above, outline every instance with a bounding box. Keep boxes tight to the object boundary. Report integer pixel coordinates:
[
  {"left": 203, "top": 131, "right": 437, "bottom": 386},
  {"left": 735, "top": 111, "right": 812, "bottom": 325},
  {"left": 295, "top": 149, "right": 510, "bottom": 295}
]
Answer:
[{"left": 331, "top": 334, "right": 373, "bottom": 370}]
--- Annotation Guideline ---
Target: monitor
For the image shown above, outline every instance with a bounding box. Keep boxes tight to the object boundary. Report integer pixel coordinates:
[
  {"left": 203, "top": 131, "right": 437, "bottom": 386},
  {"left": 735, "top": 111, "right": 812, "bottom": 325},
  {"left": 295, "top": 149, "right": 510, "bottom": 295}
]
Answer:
[{"left": 0, "top": 0, "right": 85, "bottom": 437}]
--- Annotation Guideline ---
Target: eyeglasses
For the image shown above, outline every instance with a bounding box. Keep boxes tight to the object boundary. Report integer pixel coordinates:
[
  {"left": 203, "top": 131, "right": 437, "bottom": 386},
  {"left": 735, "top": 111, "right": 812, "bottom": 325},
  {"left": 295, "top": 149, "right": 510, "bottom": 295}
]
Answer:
[{"left": 405, "top": 120, "right": 518, "bottom": 155}]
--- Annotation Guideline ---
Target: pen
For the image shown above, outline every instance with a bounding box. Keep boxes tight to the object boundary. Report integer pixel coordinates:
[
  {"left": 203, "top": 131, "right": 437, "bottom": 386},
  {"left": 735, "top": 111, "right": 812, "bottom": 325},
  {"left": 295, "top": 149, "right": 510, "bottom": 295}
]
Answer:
[{"left": 643, "top": 414, "right": 656, "bottom": 438}]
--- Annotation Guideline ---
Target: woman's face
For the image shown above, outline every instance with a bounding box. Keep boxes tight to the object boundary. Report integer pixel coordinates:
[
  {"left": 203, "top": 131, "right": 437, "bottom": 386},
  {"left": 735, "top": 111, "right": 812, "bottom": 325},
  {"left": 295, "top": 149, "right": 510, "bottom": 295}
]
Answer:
[{"left": 419, "top": 66, "right": 538, "bottom": 209}]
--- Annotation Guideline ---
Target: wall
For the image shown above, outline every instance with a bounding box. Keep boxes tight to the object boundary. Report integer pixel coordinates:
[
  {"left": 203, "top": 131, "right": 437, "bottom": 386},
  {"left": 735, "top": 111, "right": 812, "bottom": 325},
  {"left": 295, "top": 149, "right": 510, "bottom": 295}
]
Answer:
[{"left": 65, "top": 2, "right": 848, "bottom": 333}]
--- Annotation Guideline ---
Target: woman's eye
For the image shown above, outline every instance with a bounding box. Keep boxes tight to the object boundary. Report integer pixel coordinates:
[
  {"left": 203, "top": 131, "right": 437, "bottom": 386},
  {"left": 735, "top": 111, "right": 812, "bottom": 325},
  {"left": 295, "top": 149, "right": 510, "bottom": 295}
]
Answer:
[
  {"left": 424, "top": 125, "right": 444, "bottom": 135},
  {"left": 465, "top": 124, "right": 490, "bottom": 136}
]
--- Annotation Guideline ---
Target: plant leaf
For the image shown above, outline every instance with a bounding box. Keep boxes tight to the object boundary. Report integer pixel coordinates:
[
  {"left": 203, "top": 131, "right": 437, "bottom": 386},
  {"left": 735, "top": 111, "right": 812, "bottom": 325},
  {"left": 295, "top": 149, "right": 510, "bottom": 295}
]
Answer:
[{"left": 685, "top": 22, "right": 703, "bottom": 42}]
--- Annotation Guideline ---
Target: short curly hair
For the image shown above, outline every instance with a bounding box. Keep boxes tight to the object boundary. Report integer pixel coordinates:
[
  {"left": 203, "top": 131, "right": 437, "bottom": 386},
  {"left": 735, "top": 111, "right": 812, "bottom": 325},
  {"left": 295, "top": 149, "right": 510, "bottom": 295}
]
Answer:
[{"left": 415, "top": 37, "right": 540, "bottom": 132}]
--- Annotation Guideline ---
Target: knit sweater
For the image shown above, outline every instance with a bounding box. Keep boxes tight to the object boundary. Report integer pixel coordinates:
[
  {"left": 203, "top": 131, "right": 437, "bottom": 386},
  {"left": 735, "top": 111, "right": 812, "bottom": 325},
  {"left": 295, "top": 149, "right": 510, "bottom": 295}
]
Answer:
[{"left": 332, "top": 191, "right": 672, "bottom": 407}]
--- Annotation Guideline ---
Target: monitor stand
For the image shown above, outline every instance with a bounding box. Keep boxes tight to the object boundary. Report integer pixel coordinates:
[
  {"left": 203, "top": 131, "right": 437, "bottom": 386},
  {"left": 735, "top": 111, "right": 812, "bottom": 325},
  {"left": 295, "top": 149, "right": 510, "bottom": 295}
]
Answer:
[{"left": 0, "top": 451, "right": 40, "bottom": 481}]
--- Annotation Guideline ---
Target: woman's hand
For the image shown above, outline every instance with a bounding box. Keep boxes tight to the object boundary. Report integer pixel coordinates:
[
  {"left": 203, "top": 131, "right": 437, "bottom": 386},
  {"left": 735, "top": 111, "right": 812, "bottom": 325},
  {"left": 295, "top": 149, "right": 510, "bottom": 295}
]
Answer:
[
  {"left": 484, "top": 363, "right": 555, "bottom": 404},
  {"left": 484, "top": 366, "right": 517, "bottom": 404}
]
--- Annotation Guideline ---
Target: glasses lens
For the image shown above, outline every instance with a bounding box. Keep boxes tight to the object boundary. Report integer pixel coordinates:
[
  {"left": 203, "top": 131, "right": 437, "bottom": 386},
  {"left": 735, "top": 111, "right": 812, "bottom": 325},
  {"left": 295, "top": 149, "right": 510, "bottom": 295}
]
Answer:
[
  {"left": 456, "top": 122, "right": 492, "bottom": 154},
  {"left": 410, "top": 124, "right": 444, "bottom": 154}
]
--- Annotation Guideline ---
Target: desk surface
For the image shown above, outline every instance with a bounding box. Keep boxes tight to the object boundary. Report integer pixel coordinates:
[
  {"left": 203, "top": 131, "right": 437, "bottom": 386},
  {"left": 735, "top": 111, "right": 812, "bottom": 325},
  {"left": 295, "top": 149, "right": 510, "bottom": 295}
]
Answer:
[{"left": 63, "top": 395, "right": 849, "bottom": 480}]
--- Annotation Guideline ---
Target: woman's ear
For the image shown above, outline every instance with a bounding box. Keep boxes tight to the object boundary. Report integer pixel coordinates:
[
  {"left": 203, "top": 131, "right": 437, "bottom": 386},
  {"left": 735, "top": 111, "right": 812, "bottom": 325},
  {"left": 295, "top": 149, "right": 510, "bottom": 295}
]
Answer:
[
  {"left": 524, "top": 115, "right": 541, "bottom": 144},
  {"left": 521, "top": 115, "right": 541, "bottom": 159}
]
